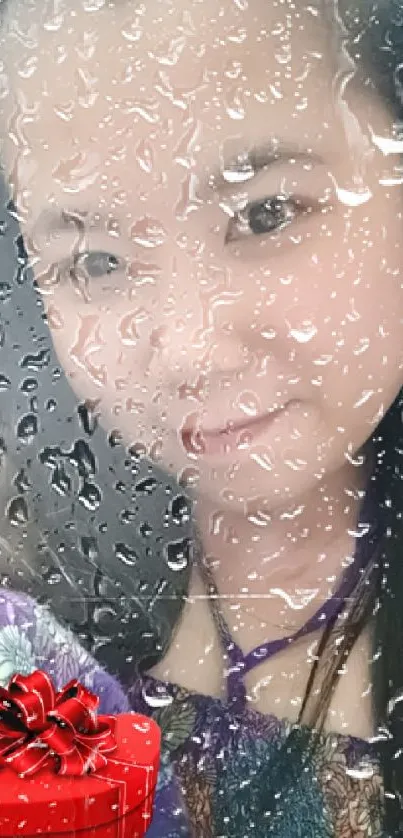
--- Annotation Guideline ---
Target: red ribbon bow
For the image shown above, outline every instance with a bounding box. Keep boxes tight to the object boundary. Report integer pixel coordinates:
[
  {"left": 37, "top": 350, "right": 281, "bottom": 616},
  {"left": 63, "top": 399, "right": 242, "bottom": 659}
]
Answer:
[{"left": 0, "top": 669, "right": 117, "bottom": 778}]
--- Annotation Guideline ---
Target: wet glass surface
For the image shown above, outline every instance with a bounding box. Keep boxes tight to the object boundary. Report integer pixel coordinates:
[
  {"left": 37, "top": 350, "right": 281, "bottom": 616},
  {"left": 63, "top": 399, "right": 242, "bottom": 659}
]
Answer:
[{"left": 0, "top": 0, "right": 403, "bottom": 835}]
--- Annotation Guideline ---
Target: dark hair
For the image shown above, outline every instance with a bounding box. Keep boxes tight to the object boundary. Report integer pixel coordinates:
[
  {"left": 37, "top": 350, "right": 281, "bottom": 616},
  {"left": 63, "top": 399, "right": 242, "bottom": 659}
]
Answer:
[
  {"left": 276, "top": 2, "right": 403, "bottom": 835},
  {"left": 1, "top": 0, "right": 403, "bottom": 834}
]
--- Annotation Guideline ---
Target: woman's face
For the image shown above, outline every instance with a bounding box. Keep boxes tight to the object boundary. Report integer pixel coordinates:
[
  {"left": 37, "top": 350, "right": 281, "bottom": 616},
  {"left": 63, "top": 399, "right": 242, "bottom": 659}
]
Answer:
[{"left": 2, "top": 0, "right": 403, "bottom": 512}]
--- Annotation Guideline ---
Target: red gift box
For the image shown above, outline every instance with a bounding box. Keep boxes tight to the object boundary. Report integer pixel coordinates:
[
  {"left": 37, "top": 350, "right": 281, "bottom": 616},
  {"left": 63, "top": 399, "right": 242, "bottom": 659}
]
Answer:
[{"left": 0, "top": 670, "right": 161, "bottom": 837}]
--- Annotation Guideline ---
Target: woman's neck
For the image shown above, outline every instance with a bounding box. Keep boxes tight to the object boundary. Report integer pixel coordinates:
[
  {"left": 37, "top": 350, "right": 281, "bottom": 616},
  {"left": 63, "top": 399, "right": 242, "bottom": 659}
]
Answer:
[{"left": 193, "top": 457, "right": 372, "bottom": 638}]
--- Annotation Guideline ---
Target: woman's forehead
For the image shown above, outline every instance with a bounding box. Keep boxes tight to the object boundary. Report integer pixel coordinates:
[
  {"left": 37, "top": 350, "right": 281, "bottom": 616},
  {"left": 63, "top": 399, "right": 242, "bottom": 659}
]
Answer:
[
  {"left": 4, "top": 0, "right": 332, "bottom": 96},
  {"left": 1, "top": 0, "right": 392, "bottom": 231}
]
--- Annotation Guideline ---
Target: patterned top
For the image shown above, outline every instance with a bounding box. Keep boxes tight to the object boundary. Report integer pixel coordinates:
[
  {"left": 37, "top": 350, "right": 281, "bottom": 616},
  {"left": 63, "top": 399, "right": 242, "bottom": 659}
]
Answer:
[{"left": 0, "top": 585, "right": 383, "bottom": 838}]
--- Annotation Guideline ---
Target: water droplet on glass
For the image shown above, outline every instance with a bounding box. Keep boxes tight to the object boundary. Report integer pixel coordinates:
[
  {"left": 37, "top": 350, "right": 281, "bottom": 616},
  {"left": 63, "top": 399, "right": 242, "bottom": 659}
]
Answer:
[
  {"left": 68, "top": 440, "right": 96, "bottom": 477},
  {"left": 141, "top": 684, "right": 173, "bottom": 709},
  {"left": 20, "top": 349, "right": 50, "bottom": 371},
  {"left": 0, "top": 374, "right": 11, "bottom": 391},
  {"left": 0, "top": 283, "right": 12, "bottom": 302},
  {"left": 6, "top": 495, "right": 29, "bottom": 526},
  {"left": 178, "top": 467, "right": 200, "bottom": 489},
  {"left": 120, "top": 509, "right": 137, "bottom": 524},
  {"left": 289, "top": 324, "right": 318, "bottom": 344},
  {"left": 20, "top": 377, "right": 38, "bottom": 394},
  {"left": 169, "top": 494, "right": 191, "bottom": 525},
  {"left": 39, "top": 446, "right": 60, "bottom": 469},
  {"left": 138, "top": 521, "right": 153, "bottom": 538},
  {"left": 78, "top": 481, "right": 102, "bottom": 510},
  {"left": 77, "top": 400, "right": 99, "bottom": 436},
  {"left": 79, "top": 537, "right": 98, "bottom": 564},
  {"left": 114, "top": 542, "right": 139, "bottom": 567},
  {"left": 135, "top": 477, "right": 157, "bottom": 496},
  {"left": 129, "top": 442, "right": 147, "bottom": 461},
  {"left": 108, "top": 429, "right": 123, "bottom": 448},
  {"left": 130, "top": 216, "right": 167, "bottom": 248},
  {"left": 164, "top": 537, "right": 190, "bottom": 571},
  {"left": 14, "top": 469, "right": 32, "bottom": 493},
  {"left": 51, "top": 465, "right": 72, "bottom": 497},
  {"left": 17, "top": 413, "right": 38, "bottom": 443}
]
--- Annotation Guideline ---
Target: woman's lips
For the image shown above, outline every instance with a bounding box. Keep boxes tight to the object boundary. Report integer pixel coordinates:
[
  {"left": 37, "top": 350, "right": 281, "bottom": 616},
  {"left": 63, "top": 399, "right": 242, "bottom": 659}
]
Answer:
[{"left": 180, "top": 403, "right": 289, "bottom": 457}]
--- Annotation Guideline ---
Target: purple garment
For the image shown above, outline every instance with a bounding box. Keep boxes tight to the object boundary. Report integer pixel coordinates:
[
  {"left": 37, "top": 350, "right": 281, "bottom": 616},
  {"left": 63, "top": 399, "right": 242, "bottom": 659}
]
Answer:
[
  {"left": 0, "top": 589, "right": 193, "bottom": 838},
  {"left": 195, "top": 477, "right": 380, "bottom": 713},
  {"left": 0, "top": 484, "right": 382, "bottom": 837}
]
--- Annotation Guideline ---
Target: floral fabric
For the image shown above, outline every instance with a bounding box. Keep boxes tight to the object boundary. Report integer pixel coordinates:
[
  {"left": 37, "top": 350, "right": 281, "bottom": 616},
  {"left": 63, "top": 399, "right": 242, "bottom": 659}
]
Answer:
[{"left": 0, "top": 588, "right": 383, "bottom": 838}]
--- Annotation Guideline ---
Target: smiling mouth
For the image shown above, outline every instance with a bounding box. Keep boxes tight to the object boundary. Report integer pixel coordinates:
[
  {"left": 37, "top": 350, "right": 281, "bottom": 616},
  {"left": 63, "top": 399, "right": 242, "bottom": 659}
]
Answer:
[
  {"left": 203, "top": 403, "right": 286, "bottom": 437},
  {"left": 180, "top": 403, "right": 289, "bottom": 457}
]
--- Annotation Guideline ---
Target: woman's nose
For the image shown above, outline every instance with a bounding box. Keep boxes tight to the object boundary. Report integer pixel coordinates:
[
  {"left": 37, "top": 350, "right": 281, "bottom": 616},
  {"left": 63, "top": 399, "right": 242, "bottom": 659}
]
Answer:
[{"left": 148, "top": 320, "right": 253, "bottom": 382}]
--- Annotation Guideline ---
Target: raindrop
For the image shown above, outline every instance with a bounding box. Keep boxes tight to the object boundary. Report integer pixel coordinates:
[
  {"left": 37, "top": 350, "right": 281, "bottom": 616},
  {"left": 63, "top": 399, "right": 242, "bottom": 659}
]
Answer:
[
  {"left": 284, "top": 457, "right": 307, "bottom": 471},
  {"left": 250, "top": 447, "right": 274, "bottom": 472},
  {"left": 20, "top": 377, "right": 38, "bottom": 394},
  {"left": 148, "top": 439, "right": 163, "bottom": 462},
  {"left": 39, "top": 446, "right": 60, "bottom": 469},
  {"left": 164, "top": 537, "right": 191, "bottom": 571},
  {"left": 346, "top": 764, "right": 376, "bottom": 781},
  {"left": 129, "top": 442, "right": 147, "bottom": 461},
  {"left": 169, "top": 494, "right": 191, "bottom": 525},
  {"left": 114, "top": 543, "right": 139, "bottom": 567},
  {"left": 68, "top": 440, "right": 96, "bottom": 477},
  {"left": 17, "top": 413, "right": 38, "bottom": 443},
  {"left": 6, "top": 496, "right": 29, "bottom": 526},
  {"left": 108, "top": 430, "right": 123, "bottom": 447},
  {"left": 130, "top": 216, "right": 167, "bottom": 248},
  {"left": 354, "top": 390, "right": 374, "bottom": 409},
  {"left": 289, "top": 324, "right": 317, "bottom": 344},
  {"left": 20, "top": 349, "right": 50, "bottom": 371},
  {"left": 120, "top": 509, "right": 137, "bottom": 524},
  {"left": 178, "top": 467, "right": 200, "bottom": 489},
  {"left": 13, "top": 469, "right": 32, "bottom": 493},
  {"left": 335, "top": 186, "right": 372, "bottom": 207},
  {"left": 77, "top": 401, "right": 99, "bottom": 436},
  {"left": 93, "top": 605, "right": 118, "bottom": 625},
  {"left": 135, "top": 477, "right": 157, "bottom": 496},
  {"left": 141, "top": 684, "right": 173, "bottom": 709},
  {"left": 42, "top": 569, "right": 63, "bottom": 586},
  {"left": 235, "top": 390, "right": 260, "bottom": 418},
  {"left": 83, "top": 0, "right": 105, "bottom": 9},
  {"left": 0, "top": 374, "right": 11, "bottom": 391},
  {"left": 180, "top": 425, "right": 205, "bottom": 456},
  {"left": 81, "top": 536, "right": 98, "bottom": 562},
  {"left": 223, "top": 158, "right": 255, "bottom": 184},
  {"left": 51, "top": 465, "right": 72, "bottom": 497},
  {"left": 78, "top": 481, "right": 101, "bottom": 511},
  {"left": 0, "top": 283, "right": 12, "bottom": 302},
  {"left": 135, "top": 138, "right": 154, "bottom": 173},
  {"left": 138, "top": 521, "right": 153, "bottom": 538}
]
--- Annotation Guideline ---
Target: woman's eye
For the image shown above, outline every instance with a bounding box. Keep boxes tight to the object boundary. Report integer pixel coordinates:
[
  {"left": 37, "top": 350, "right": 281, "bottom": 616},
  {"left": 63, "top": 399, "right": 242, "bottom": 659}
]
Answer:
[
  {"left": 72, "top": 250, "right": 123, "bottom": 278},
  {"left": 225, "top": 195, "right": 308, "bottom": 243}
]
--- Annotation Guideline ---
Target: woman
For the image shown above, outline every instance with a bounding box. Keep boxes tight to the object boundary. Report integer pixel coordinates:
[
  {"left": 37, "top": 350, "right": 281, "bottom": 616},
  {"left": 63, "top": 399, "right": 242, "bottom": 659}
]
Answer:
[{"left": 0, "top": 0, "right": 402, "bottom": 834}]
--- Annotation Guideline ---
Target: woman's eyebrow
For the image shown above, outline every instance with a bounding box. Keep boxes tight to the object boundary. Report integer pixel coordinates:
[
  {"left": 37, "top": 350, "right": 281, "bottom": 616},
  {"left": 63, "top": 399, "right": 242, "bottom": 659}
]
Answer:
[
  {"left": 29, "top": 208, "right": 113, "bottom": 239},
  {"left": 29, "top": 144, "right": 326, "bottom": 236},
  {"left": 207, "top": 142, "right": 327, "bottom": 190}
]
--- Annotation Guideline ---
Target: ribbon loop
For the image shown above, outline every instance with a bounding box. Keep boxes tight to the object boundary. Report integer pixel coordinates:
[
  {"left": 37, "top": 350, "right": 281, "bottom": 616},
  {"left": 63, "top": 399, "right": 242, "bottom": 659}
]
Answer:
[{"left": 0, "top": 670, "right": 116, "bottom": 778}]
